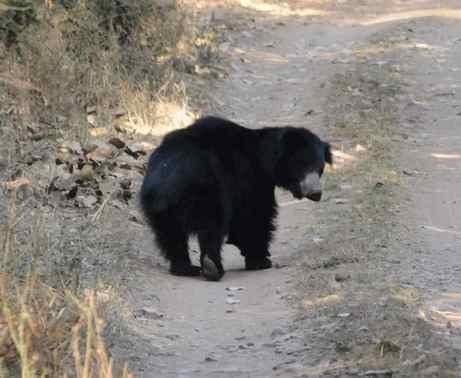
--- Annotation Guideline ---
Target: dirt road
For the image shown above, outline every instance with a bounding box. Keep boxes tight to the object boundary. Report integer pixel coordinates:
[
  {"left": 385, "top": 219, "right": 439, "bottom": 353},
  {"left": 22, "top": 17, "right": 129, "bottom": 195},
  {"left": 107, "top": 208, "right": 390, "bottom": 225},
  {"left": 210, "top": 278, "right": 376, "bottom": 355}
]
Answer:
[
  {"left": 116, "top": 2, "right": 461, "bottom": 377},
  {"left": 397, "top": 14, "right": 461, "bottom": 353}
]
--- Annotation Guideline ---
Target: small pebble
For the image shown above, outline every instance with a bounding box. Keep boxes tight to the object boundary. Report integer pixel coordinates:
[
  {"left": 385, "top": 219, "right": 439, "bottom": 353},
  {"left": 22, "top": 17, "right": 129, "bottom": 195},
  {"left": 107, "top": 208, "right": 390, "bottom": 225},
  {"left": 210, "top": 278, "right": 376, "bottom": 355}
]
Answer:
[
  {"left": 226, "top": 298, "right": 240, "bottom": 305},
  {"left": 334, "top": 272, "right": 351, "bottom": 282},
  {"left": 226, "top": 286, "right": 245, "bottom": 291},
  {"left": 204, "top": 353, "right": 219, "bottom": 362}
]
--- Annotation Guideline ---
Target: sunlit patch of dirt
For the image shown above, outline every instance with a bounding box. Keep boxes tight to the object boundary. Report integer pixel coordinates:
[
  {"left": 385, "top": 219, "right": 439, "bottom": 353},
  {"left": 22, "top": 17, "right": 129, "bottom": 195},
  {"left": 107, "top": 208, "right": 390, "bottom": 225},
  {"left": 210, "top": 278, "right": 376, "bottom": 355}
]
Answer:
[{"left": 360, "top": 8, "right": 461, "bottom": 26}]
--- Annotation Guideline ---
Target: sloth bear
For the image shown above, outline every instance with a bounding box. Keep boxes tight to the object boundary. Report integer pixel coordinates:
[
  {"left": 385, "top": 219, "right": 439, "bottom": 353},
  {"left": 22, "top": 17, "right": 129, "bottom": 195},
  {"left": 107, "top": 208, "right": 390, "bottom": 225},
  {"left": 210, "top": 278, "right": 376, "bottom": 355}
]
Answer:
[{"left": 140, "top": 116, "right": 332, "bottom": 281}]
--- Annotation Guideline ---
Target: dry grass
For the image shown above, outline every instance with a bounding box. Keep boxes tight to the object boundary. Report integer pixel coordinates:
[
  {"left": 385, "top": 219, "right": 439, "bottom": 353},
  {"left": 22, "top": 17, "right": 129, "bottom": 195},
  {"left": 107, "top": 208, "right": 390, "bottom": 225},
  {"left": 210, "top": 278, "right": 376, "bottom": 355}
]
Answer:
[
  {"left": 118, "top": 81, "right": 195, "bottom": 136},
  {"left": 0, "top": 190, "right": 131, "bottom": 377},
  {"left": 0, "top": 276, "right": 132, "bottom": 378},
  {"left": 0, "top": 0, "right": 217, "bottom": 142}
]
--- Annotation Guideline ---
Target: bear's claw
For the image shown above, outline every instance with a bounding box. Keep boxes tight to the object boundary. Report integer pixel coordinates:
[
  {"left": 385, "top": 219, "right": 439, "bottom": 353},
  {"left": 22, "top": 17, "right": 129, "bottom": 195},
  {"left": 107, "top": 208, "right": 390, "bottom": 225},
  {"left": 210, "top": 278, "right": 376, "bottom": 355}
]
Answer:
[
  {"left": 201, "top": 255, "right": 224, "bottom": 281},
  {"left": 245, "top": 257, "right": 272, "bottom": 271}
]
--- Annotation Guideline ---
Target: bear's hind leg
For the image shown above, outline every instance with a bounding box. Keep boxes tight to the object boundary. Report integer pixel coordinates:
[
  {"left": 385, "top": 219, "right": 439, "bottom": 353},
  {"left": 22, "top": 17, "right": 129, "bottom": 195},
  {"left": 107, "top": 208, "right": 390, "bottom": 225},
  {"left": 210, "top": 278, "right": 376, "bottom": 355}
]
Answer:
[
  {"left": 153, "top": 216, "right": 201, "bottom": 277},
  {"left": 198, "top": 230, "right": 225, "bottom": 281}
]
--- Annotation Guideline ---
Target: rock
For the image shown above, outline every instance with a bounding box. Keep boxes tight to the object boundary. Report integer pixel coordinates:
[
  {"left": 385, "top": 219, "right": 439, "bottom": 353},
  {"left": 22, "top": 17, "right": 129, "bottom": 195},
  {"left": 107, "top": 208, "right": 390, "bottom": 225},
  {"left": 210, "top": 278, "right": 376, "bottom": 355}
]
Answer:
[
  {"left": 59, "top": 141, "right": 83, "bottom": 155},
  {"left": 313, "top": 237, "right": 324, "bottom": 244},
  {"left": 334, "top": 273, "right": 350, "bottom": 282},
  {"left": 65, "top": 185, "right": 78, "bottom": 199},
  {"left": 108, "top": 137, "right": 126, "bottom": 149},
  {"left": 226, "top": 286, "right": 245, "bottom": 292},
  {"left": 322, "top": 256, "right": 341, "bottom": 269},
  {"left": 86, "top": 105, "right": 97, "bottom": 114},
  {"left": 87, "top": 114, "right": 97, "bottom": 127},
  {"left": 136, "top": 307, "right": 164, "bottom": 320},
  {"left": 335, "top": 340, "right": 351, "bottom": 353},
  {"left": 165, "top": 334, "right": 179, "bottom": 340},
  {"left": 86, "top": 145, "right": 113, "bottom": 162},
  {"left": 226, "top": 298, "right": 240, "bottom": 305},
  {"left": 402, "top": 170, "right": 415, "bottom": 176},
  {"left": 48, "top": 172, "right": 75, "bottom": 195},
  {"left": 119, "top": 187, "right": 132, "bottom": 202},
  {"left": 125, "top": 142, "right": 154, "bottom": 158},
  {"left": 361, "top": 369, "right": 396, "bottom": 376},
  {"left": 78, "top": 195, "right": 98, "bottom": 208},
  {"left": 120, "top": 178, "right": 132, "bottom": 190},
  {"left": 355, "top": 144, "right": 366, "bottom": 152},
  {"left": 204, "top": 353, "right": 219, "bottom": 362},
  {"left": 129, "top": 211, "right": 144, "bottom": 224}
]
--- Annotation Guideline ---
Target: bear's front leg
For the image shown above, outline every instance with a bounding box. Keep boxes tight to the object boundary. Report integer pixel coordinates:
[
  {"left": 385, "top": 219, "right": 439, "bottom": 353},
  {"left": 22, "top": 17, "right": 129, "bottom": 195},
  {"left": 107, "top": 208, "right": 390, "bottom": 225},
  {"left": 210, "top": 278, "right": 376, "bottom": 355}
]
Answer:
[
  {"left": 229, "top": 188, "right": 276, "bottom": 271},
  {"left": 245, "top": 254, "right": 272, "bottom": 270},
  {"left": 228, "top": 228, "right": 274, "bottom": 271}
]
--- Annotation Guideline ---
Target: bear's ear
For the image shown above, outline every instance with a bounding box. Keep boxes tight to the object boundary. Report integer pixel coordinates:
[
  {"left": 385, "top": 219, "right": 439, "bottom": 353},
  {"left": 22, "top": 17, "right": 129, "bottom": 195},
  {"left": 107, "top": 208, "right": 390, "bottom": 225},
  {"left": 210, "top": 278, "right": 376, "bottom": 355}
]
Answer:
[{"left": 324, "top": 142, "right": 333, "bottom": 165}]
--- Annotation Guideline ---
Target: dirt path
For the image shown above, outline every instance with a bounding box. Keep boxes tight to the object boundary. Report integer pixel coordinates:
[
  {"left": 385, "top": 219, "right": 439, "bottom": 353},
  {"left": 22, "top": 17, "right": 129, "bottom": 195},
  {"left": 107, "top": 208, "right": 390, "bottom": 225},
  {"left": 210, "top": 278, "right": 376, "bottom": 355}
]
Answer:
[
  {"left": 396, "top": 15, "right": 461, "bottom": 355},
  {"left": 119, "top": 15, "right": 369, "bottom": 378},
  {"left": 115, "top": 2, "right": 461, "bottom": 377}
]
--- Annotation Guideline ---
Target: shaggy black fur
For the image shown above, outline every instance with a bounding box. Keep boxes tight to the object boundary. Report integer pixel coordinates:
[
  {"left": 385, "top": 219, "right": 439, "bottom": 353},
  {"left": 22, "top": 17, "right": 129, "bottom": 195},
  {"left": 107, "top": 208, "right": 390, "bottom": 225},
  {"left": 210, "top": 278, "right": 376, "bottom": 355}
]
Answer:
[{"left": 140, "top": 116, "right": 332, "bottom": 281}]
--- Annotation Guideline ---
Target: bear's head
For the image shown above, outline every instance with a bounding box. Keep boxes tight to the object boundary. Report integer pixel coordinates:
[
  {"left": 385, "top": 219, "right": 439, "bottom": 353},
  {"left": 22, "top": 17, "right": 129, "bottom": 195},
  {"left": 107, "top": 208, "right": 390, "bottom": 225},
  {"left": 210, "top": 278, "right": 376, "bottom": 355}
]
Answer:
[{"left": 268, "top": 127, "right": 333, "bottom": 202}]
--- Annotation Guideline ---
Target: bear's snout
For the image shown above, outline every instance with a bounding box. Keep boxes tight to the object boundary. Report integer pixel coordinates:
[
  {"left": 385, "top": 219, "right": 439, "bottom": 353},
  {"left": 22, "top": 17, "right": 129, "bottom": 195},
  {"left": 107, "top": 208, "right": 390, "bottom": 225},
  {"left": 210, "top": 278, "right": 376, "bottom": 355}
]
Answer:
[{"left": 299, "top": 172, "right": 322, "bottom": 201}]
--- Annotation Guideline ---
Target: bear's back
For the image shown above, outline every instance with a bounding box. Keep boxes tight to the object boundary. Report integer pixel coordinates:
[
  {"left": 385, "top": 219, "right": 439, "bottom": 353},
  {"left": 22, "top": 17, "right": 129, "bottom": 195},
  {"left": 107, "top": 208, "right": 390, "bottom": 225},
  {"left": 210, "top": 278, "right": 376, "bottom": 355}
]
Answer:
[{"left": 162, "top": 116, "right": 257, "bottom": 154}]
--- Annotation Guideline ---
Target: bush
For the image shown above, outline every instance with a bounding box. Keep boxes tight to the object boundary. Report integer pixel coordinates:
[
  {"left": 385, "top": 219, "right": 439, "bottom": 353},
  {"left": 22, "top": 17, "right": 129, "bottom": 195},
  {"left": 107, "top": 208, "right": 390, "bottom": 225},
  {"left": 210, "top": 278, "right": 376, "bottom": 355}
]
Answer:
[
  {"left": 0, "top": 0, "right": 38, "bottom": 47},
  {"left": 0, "top": 0, "right": 194, "bottom": 138}
]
